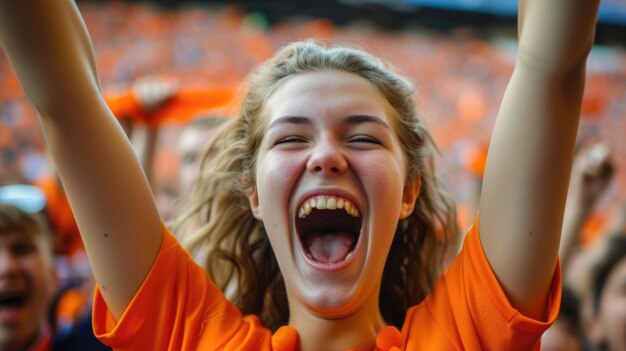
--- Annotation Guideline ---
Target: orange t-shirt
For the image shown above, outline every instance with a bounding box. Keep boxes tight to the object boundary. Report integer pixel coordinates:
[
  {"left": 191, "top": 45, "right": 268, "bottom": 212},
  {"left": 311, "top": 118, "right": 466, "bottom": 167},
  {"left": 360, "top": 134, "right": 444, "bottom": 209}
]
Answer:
[{"left": 93, "top": 222, "right": 560, "bottom": 350}]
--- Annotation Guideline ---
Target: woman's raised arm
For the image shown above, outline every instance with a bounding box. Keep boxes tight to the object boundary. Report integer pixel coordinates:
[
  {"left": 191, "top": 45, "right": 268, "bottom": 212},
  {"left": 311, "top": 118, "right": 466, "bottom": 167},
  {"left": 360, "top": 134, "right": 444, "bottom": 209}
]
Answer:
[
  {"left": 478, "top": 0, "right": 601, "bottom": 319},
  {"left": 0, "top": 0, "right": 162, "bottom": 320}
]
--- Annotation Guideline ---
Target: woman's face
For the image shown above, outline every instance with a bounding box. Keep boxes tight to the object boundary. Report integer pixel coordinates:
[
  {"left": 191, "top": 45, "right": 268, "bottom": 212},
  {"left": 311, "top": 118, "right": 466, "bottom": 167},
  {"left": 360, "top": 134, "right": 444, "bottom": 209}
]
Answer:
[{"left": 248, "top": 70, "right": 418, "bottom": 319}]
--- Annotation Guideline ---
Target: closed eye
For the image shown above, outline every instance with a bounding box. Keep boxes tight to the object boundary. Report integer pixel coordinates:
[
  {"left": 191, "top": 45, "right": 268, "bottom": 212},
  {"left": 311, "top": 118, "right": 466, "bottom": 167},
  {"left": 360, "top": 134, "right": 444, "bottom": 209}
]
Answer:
[
  {"left": 275, "top": 136, "right": 307, "bottom": 145},
  {"left": 348, "top": 136, "right": 383, "bottom": 145},
  {"left": 11, "top": 242, "right": 36, "bottom": 256}
]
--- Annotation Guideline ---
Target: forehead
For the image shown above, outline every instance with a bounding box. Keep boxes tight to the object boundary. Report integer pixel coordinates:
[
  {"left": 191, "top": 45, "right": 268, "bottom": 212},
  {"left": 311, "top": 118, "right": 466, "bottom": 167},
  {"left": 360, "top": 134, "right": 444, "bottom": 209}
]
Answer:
[
  {"left": 265, "top": 70, "right": 394, "bottom": 122},
  {"left": 0, "top": 229, "right": 42, "bottom": 247}
]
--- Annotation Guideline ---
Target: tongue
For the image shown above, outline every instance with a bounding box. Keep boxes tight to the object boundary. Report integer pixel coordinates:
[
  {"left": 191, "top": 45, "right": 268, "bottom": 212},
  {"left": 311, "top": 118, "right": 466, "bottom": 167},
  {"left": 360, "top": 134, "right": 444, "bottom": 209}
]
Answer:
[{"left": 303, "top": 231, "right": 355, "bottom": 263}]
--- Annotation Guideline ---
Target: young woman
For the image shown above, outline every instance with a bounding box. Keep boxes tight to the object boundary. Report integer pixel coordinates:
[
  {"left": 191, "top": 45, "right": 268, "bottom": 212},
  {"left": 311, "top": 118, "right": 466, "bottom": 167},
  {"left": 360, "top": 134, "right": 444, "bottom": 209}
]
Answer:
[{"left": 0, "top": 0, "right": 601, "bottom": 350}]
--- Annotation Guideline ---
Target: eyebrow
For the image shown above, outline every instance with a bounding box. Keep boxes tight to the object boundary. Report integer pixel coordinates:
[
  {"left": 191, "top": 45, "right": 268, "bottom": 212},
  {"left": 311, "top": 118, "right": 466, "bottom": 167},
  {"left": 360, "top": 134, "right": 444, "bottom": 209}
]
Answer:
[
  {"left": 268, "top": 114, "right": 390, "bottom": 130},
  {"left": 344, "top": 115, "right": 390, "bottom": 129},
  {"left": 268, "top": 116, "right": 312, "bottom": 130}
]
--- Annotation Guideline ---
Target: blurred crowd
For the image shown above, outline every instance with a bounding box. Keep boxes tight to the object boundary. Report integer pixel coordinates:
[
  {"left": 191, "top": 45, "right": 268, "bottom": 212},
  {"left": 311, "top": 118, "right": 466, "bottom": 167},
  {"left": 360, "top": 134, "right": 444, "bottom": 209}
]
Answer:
[
  {"left": 0, "top": 2, "right": 624, "bottom": 350},
  {"left": 2, "top": 3, "right": 625, "bottom": 223}
]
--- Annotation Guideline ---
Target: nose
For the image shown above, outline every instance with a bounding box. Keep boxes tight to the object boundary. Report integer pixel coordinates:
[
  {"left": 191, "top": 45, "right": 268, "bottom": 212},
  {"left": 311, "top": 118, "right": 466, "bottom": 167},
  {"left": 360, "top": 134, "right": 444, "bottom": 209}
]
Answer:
[{"left": 306, "top": 137, "right": 348, "bottom": 176}]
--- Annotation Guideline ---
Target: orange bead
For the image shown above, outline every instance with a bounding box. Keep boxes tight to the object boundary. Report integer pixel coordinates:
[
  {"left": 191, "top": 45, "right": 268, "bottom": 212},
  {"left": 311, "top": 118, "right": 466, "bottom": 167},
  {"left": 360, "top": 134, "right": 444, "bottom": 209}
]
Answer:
[
  {"left": 376, "top": 326, "right": 402, "bottom": 350},
  {"left": 272, "top": 326, "right": 298, "bottom": 351}
]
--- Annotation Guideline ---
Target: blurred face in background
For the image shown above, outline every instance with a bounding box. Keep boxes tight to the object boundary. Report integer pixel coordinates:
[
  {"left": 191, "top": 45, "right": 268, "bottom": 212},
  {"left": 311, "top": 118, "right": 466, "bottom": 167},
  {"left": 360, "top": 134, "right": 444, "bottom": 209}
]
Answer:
[
  {"left": 589, "top": 257, "right": 626, "bottom": 351},
  {"left": 541, "top": 318, "right": 582, "bottom": 351},
  {"left": 0, "top": 228, "right": 57, "bottom": 351},
  {"left": 178, "top": 118, "right": 226, "bottom": 197}
]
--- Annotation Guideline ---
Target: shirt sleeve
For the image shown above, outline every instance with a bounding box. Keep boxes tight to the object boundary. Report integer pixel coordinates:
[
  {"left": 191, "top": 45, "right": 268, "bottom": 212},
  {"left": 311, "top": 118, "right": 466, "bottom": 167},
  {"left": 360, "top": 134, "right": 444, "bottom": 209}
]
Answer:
[
  {"left": 403, "top": 217, "right": 561, "bottom": 351},
  {"left": 92, "top": 224, "right": 272, "bottom": 350}
]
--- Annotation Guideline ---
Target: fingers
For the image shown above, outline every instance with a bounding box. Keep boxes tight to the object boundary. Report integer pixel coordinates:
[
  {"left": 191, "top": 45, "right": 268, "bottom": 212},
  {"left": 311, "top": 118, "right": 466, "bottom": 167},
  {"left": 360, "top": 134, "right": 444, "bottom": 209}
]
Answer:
[
  {"left": 131, "top": 76, "right": 179, "bottom": 111},
  {"left": 583, "top": 143, "right": 614, "bottom": 180}
]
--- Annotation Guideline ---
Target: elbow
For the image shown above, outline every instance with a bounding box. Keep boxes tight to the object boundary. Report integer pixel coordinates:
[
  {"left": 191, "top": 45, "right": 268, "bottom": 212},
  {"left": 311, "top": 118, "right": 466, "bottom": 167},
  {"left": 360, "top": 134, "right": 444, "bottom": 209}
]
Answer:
[{"left": 517, "top": 41, "right": 592, "bottom": 81}]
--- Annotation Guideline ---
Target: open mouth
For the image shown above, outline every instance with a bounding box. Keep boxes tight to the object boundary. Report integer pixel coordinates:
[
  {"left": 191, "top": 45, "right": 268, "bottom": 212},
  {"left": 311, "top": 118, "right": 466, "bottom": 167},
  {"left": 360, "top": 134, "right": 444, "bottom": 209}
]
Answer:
[
  {"left": 296, "top": 195, "right": 362, "bottom": 264},
  {"left": 0, "top": 291, "right": 28, "bottom": 310}
]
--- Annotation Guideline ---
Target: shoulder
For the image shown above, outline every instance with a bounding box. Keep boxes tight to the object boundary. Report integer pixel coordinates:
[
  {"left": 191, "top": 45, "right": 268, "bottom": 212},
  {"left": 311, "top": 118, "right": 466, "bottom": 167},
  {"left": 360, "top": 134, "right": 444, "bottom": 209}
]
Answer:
[
  {"left": 402, "top": 219, "right": 561, "bottom": 350},
  {"left": 93, "top": 226, "right": 273, "bottom": 350}
]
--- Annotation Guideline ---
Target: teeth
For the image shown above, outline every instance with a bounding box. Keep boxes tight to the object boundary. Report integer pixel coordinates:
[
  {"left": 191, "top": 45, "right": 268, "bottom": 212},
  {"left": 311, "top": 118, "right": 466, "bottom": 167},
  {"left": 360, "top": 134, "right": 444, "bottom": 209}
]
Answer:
[
  {"left": 297, "top": 195, "right": 360, "bottom": 218},
  {"left": 316, "top": 197, "right": 326, "bottom": 210},
  {"left": 327, "top": 197, "right": 337, "bottom": 210},
  {"left": 337, "top": 198, "right": 344, "bottom": 209}
]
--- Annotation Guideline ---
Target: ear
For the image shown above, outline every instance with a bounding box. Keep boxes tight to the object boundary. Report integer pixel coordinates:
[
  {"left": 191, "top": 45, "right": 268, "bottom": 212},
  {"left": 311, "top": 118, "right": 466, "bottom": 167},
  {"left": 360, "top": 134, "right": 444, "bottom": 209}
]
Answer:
[
  {"left": 248, "top": 186, "right": 263, "bottom": 220},
  {"left": 399, "top": 175, "right": 421, "bottom": 219},
  {"left": 49, "top": 265, "right": 60, "bottom": 296},
  {"left": 44, "top": 256, "right": 60, "bottom": 303}
]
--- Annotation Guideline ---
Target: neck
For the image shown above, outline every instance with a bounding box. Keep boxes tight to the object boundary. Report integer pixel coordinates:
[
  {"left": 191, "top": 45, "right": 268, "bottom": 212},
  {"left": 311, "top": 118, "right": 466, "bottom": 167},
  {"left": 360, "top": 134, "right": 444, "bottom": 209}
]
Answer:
[{"left": 288, "top": 288, "right": 386, "bottom": 351}]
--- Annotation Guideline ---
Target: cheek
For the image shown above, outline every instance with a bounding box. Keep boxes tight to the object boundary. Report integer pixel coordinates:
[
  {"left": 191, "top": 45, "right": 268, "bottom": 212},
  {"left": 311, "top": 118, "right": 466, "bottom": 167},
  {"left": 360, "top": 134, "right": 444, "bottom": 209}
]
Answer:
[
  {"left": 600, "top": 293, "right": 626, "bottom": 328},
  {"left": 257, "top": 155, "right": 293, "bottom": 197},
  {"left": 611, "top": 297, "right": 626, "bottom": 318},
  {"left": 25, "top": 257, "right": 55, "bottom": 300},
  {"left": 255, "top": 152, "right": 304, "bottom": 223},
  {"left": 359, "top": 154, "right": 406, "bottom": 203}
]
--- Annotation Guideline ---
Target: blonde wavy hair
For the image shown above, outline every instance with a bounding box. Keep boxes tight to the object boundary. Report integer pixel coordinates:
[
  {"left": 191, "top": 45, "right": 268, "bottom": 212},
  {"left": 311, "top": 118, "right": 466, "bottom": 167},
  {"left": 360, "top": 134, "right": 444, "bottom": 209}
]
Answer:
[{"left": 172, "top": 40, "right": 459, "bottom": 330}]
